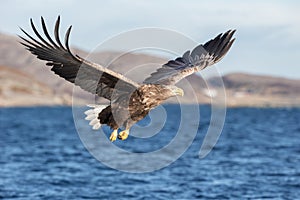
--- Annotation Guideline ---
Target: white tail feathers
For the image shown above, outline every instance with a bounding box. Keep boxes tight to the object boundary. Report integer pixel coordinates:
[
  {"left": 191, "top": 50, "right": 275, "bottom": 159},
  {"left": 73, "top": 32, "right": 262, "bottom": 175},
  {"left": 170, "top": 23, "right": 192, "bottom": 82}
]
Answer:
[{"left": 84, "top": 104, "right": 107, "bottom": 130}]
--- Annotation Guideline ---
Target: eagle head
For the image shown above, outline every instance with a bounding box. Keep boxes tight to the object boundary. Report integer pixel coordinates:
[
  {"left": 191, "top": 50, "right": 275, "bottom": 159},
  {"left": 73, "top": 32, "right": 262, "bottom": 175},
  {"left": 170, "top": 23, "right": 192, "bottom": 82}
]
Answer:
[
  {"left": 161, "top": 85, "right": 184, "bottom": 97},
  {"left": 160, "top": 85, "right": 184, "bottom": 97},
  {"left": 137, "top": 84, "right": 184, "bottom": 106}
]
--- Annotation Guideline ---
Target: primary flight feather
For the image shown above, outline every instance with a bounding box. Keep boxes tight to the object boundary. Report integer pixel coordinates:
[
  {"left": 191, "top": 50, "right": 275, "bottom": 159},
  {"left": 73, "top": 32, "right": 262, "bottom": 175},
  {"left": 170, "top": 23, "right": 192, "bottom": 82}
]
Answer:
[{"left": 19, "top": 16, "right": 235, "bottom": 141}]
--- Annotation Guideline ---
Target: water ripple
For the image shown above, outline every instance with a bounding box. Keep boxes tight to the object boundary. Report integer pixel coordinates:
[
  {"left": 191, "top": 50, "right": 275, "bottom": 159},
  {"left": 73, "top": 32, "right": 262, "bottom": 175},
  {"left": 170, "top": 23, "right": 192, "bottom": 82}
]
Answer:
[{"left": 0, "top": 106, "right": 300, "bottom": 199}]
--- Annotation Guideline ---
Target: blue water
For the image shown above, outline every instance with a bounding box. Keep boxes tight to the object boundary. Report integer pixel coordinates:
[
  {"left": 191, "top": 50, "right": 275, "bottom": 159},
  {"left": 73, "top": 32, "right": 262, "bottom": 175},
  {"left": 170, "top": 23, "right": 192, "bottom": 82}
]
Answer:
[{"left": 1, "top": 106, "right": 300, "bottom": 199}]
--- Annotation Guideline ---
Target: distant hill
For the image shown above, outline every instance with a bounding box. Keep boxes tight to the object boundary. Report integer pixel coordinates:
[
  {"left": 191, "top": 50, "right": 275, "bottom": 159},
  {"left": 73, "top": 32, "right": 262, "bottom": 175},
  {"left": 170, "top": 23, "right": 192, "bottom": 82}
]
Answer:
[
  {"left": 221, "top": 73, "right": 300, "bottom": 107},
  {"left": 0, "top": 65, "right": 71, "bottom": 106},
  {"left": 0, "top": 32, "right": 299, "bottom": 107}
]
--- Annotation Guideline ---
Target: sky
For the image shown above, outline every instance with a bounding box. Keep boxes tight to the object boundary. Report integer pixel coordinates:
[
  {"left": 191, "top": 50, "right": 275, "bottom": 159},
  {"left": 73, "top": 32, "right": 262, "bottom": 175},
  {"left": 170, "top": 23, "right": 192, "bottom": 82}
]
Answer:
[{"left": 1, "top": 0, "right": 300, "bottom": 79}]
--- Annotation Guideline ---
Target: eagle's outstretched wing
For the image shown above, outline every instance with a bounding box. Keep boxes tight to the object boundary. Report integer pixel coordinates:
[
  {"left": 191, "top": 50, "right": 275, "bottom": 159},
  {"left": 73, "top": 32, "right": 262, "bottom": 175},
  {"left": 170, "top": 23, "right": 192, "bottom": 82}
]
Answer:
[
  {"left": 19, "top": 16, "right": 140, "bottom": 100},
  {"left": 143, "top": 30, "right": 236, "bottom": 85}
]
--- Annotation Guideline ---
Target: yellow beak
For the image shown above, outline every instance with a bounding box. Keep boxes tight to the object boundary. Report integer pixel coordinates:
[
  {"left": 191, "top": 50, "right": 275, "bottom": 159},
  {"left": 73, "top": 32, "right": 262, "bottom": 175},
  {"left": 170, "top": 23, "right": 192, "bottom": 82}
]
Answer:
[{"left": 175, "top": 88, "right": 184, "bottom": 96}]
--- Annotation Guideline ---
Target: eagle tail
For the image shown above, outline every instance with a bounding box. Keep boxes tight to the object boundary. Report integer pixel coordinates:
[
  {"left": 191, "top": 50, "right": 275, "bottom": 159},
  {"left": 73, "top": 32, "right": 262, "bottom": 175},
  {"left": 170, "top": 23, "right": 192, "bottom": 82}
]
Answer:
[{"left": 84, "top": 104, "right": 108, "bottom": 130}]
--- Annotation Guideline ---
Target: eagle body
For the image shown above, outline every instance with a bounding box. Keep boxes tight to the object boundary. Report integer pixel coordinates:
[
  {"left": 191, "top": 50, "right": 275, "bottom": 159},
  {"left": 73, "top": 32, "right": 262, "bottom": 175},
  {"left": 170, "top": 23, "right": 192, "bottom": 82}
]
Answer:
[
  {"left": 99, "top": 84, "right": 181, "bottom": 130},
  {"left": 19, "top": 16, "right": 235, "bottom": 141}
]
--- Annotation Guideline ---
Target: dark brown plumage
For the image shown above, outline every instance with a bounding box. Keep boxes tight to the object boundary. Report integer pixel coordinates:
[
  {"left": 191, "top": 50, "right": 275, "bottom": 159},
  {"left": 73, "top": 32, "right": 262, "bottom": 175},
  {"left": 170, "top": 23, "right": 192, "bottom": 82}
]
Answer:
[{"left": 19, "top": 16, "right": 235, "bottom": 141}]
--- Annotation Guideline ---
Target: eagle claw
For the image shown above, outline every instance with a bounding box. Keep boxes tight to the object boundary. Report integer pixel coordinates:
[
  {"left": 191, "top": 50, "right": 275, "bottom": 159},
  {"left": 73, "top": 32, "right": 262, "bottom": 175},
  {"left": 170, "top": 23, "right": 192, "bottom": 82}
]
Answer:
[
  {"left": 109, "top": 130, "right": 118, "bottom": 142},
  {"left": 118, "top": 130, "right": 129, "bottom": 140}
]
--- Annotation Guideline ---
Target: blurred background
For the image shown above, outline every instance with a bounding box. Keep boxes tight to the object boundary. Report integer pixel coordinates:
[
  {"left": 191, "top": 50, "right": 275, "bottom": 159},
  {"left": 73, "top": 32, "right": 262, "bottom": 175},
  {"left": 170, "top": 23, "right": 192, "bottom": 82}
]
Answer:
[
  {"left": 1, "top": 0, "right": 300, "bottom": 199},
  {"left": 2, "top": 0, "right": 300, "bottom": 77},
  {"left": 0, "top": 0, "right": 299, "bottom": 107}
]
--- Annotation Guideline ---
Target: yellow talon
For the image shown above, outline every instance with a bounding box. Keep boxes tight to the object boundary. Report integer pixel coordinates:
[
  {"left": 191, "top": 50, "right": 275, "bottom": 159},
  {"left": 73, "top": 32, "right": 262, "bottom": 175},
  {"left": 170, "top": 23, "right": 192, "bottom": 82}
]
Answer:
[
  {"left": 118, "top": 129, "right": 129, "bottom": 140},
  {"left": 109, "top": 129, "right": 118, "bottom": 142}
]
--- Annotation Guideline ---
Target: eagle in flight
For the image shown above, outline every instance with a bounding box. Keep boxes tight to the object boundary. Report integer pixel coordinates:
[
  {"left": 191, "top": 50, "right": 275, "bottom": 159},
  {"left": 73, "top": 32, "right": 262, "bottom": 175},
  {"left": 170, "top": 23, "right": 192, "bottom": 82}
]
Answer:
[{"left": 19, "top": 16, "right": 235, "bottom": 141}]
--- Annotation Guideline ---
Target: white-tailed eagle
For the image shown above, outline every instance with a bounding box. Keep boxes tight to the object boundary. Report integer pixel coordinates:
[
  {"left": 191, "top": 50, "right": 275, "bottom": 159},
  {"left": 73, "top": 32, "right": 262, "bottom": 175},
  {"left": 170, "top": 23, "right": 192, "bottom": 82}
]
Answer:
[{"left": 19, "top": 16, "right": 235, "bottom": 141}]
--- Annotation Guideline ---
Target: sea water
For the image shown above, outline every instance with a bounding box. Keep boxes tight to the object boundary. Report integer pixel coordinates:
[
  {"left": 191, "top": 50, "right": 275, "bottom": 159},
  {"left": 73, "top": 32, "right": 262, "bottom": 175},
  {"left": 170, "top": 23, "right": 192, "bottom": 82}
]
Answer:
[{"left": 1, "top": 106, "right": 300, "bottom": 199}]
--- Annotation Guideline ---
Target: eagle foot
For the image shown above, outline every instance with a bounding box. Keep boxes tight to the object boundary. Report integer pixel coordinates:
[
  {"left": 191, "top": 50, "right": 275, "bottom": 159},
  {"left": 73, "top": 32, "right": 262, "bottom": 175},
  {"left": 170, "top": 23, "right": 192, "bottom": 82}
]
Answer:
[
  {"left": 109, "top": 129, "right": 118, "bottom": 142},
  {"left": 118, "top": 129, "right": 129, "bottom": 140}
]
